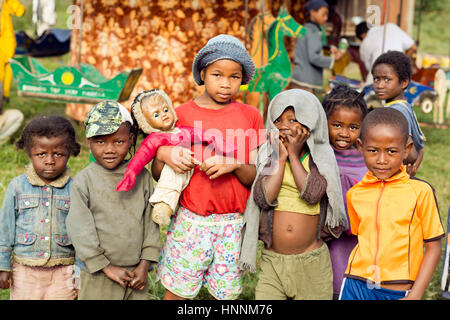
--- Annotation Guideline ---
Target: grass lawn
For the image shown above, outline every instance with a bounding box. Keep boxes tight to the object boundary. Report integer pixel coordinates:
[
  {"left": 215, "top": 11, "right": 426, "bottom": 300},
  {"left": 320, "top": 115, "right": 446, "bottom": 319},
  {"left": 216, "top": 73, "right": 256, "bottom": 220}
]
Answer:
[{"left": 413, "top": 0, "right": 450, "bottom": 56}]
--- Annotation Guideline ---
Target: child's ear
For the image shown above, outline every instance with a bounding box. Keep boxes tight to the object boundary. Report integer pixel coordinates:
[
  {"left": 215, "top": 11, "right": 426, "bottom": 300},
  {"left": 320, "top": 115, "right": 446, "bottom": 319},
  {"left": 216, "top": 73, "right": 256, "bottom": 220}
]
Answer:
[
  {"left": 356, "top": 138, "right": 363, "bottom": 152},
  {"left": 400, "top": 79, "right": 409, "bottom": 91},
  {"left": 200, "top": 69, "right": 205, "bottom": 82},
  {"left": 404, "top": 139, "right": 413, "bottom": 160}
]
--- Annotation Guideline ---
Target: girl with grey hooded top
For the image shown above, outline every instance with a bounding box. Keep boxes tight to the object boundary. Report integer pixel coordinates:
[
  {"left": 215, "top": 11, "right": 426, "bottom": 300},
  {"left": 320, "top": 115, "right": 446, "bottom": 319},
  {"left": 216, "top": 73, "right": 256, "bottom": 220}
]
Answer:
[{"left": 241, "top": 89, "right": 347, "bottom": 300}]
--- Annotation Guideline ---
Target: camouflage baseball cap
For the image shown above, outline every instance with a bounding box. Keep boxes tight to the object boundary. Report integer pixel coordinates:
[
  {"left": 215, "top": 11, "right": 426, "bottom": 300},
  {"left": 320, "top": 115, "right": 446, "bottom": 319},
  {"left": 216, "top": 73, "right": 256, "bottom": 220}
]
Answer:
[{"left": 84, "top": 100, "right": 133, "bottom": 138}]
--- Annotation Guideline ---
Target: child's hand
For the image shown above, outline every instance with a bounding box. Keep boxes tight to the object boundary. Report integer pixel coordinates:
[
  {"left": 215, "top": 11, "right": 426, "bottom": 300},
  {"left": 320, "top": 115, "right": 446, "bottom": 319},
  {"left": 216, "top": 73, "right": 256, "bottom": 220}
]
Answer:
[
  {"left": 333, "top": 49, "right": 345, "bottom": 61},
  {"left": 128, "top": 260, "right": 150, "bottom": 291},
  {"left": 0, "top": 271, "right": 12, "bottom": 289},
  {"left": 200, "top": 155, "right": 240, "bottom": 180},
  {"left": 156, "top": 146, "right": 200, "bottom": 174},
  {"left": 102, "top": 264, "right": 135, "bottom": 289},
  {"left": 269, "top": 131, "right": 288, "bottom": 161},
  {"left": 406, "top": 162, "right": 419, "bottom": 176},
  {"left": 277, "top": 128, "right": 291, "bottom": 144},
  {"left": 286, "top": 126, "right": 310, "bottom": 157}
]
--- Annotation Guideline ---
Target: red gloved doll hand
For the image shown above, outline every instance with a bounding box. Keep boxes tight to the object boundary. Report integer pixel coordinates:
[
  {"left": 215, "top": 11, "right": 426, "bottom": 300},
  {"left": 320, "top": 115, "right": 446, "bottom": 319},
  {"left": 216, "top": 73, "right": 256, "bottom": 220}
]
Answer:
[{"left": 115, "top": 171, "right": 136, "bottom": 191}]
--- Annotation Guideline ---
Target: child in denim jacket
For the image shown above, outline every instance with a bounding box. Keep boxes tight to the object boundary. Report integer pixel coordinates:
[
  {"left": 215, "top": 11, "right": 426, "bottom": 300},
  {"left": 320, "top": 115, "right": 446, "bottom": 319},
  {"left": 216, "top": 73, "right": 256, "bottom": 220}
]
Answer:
[{"left": 0, "top": 116, "right": 81, "bottom": 299}]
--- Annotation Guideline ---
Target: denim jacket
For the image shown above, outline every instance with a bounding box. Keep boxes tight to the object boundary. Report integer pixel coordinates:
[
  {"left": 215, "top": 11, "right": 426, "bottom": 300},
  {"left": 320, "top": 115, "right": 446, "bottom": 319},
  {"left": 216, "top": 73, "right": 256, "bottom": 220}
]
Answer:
[{"left": 0, "top": 164, "right": 75, "bottom": 271}]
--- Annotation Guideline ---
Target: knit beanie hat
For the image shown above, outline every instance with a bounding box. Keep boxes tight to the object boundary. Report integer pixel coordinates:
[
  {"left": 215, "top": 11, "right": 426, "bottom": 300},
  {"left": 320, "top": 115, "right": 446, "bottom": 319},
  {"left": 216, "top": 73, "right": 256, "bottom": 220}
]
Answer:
[
  {"left": 305, "top": 0, "right": 329, "bottom": 12},
  {"left": 192, "top": 34, "right": 255, "bottom": 85}
]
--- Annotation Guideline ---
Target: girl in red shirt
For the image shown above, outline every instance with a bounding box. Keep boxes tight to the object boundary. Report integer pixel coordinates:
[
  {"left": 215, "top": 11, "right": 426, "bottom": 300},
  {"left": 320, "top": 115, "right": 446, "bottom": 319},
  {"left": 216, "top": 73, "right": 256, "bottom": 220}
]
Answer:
[{"left": 152, "top": 35, "right": 265, "bottom": 300}]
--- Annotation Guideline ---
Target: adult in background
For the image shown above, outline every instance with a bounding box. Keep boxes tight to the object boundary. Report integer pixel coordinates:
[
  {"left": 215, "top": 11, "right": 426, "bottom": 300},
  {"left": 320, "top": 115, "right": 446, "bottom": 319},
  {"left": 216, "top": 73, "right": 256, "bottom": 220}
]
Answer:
[
  {"left": 0, "top": 0, "right": 25, "bottom": 144},
  {"left": 355, "top": 21, "right": 417, "bottom": 83},
  {"left": 32, "top": 0, "right": 56, "bottom": 37}
]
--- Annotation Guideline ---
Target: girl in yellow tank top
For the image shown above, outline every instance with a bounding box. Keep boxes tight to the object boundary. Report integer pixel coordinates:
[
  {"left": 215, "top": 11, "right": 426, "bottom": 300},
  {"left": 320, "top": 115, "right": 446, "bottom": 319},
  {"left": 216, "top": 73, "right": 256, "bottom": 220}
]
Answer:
[{"left": 274, "top": 152, "right": 320, "bottom": 215}]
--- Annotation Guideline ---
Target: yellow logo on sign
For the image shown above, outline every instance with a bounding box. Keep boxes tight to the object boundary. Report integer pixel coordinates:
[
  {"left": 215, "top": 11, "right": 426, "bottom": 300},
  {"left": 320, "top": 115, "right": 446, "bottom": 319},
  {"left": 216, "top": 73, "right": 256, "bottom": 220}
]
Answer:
[
  {"left": 409, "top": 86, "right": 417, "bottom": 95},
  {"left": 61, "top": 72, "right": 74, "bottom": 85}
]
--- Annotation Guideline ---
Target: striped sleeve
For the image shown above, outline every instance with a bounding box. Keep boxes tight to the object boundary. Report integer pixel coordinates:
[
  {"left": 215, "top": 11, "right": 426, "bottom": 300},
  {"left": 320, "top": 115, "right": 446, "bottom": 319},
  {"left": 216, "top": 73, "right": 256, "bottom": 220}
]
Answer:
[{"left": 413, "top": 178, "right": 445, "bottom": 242}]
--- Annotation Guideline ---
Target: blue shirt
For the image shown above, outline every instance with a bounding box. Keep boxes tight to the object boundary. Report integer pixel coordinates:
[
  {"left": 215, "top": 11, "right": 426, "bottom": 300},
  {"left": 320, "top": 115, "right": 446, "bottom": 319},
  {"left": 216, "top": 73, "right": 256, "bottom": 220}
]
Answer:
[{"left": 385, "top": 100, "right": 425, "bottom": 150}]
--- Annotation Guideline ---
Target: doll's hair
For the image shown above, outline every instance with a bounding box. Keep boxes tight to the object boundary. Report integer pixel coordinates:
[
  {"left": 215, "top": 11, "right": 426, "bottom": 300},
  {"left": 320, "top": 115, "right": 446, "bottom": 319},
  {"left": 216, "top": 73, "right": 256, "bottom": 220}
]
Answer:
[
  {"left": 322, "top": 84, "right": 368, "bottom": 119},
  {"left": 16, "top": 115, "right": 81, "bottom": 156},
  {"left": 131, "top": 89, "right": 177, "bottom": 135},
  {"left": 127, "top": 120, "right": 139, "bottom": 157}
]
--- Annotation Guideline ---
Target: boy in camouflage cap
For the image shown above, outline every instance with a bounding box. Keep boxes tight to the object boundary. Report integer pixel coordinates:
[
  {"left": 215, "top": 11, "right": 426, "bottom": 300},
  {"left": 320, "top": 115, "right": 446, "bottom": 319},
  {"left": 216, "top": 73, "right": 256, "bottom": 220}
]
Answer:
[
  {"left": 84, "top": 100, "right": 133, "bottom": 138},
  {"left": 66, "top": 100, "right": 160, "bottom": 300}
]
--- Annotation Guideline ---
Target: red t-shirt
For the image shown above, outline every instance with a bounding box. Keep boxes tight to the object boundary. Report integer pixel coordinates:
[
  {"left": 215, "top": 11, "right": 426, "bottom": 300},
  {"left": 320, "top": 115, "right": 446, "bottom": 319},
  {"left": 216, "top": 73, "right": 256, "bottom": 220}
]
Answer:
[{"left": 175, "top": 100, "right": 266, "bottom": 215}]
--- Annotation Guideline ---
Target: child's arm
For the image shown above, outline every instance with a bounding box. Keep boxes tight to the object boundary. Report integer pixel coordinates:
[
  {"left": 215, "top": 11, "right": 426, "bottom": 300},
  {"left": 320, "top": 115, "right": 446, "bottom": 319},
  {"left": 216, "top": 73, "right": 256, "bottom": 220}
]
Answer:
[
  {"left": 151, "top": 146, "right": 198, "bottom": 180},
  {"left": 66, "top": 181, "right": 111, "bottom": 274},
  {"left": 67, "top": 180, "right": 137, "bottom": 287},
  {"left": 187, "top": 126, "right": 236, "bottom": 156},
  {"left": 260, "top": 133, "right": 288, "bottom": 204},
  {"left": 199, "top": 151, "right": 257, "bottom": 188},
  {"left": 403, "top": 184, "right": 446, "bottom": 299},
  {"left": 305, "top": 30, "right": 333, "bottom": 69},
  {"left": 285, "top": 126, "right": 310, "bottom": 194},
  {"left": 402, "top": 239, "right": 441, "bottom": 300},
  {"left": 346, "top": 189, "right": 360, "bottom": 236},
  {"left": 0, "top": 181, "right": 17, "bottom": 285}
]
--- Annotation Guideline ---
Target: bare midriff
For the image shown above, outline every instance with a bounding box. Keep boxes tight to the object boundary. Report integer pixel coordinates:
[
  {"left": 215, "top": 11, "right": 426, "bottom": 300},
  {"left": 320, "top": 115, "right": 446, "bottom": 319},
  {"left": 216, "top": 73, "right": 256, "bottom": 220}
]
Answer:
[{"left": 271, "top": 210, "right": 322, "bottom": 255}]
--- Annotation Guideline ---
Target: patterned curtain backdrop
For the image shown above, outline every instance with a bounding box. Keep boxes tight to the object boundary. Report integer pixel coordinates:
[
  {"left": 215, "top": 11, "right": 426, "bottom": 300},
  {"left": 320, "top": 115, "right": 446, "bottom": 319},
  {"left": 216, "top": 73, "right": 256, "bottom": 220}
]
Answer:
[{"left": 65, "top": 0, "right": 305, "bottom": 122}]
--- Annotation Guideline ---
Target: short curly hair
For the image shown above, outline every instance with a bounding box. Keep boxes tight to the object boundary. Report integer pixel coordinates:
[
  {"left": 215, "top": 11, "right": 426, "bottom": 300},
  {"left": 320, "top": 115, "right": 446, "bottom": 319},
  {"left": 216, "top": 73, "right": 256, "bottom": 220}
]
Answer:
[
  {"left": 322, "top": 84, "right": 368, "bottom": 119},
  {"left": 371, "top": 51, "right": 412, "bottom": 84},
  {"left": 360, "top": 107, "right": 409, "bottom": 144},
  {"left": 16, "top": 115, "right": 81, "bottom": 157}
]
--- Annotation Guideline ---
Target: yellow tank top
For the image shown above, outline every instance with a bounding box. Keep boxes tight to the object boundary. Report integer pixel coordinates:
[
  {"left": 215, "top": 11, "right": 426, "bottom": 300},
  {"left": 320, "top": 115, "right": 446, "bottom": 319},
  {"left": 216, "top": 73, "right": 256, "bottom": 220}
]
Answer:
[{"left": 274, "top": 153, "right": 321, "bottom": 215}]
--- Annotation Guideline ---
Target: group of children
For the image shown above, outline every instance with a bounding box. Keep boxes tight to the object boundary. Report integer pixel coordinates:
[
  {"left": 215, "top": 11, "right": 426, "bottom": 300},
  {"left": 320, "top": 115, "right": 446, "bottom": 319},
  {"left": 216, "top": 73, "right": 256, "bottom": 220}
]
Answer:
[{"left": 0, "top": 32, "right": 444, "bottom": 301}]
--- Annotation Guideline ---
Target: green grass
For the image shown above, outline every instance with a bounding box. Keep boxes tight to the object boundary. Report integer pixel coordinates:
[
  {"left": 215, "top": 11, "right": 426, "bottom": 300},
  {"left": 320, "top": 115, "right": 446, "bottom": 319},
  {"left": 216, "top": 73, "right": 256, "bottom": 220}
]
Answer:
[
  {"left": 11, "top": 0, "right": 73, "bottom": 35},
  {"left": 417, "top": 128, "right": 450, "bottom": 300},
  {"left": 413, "top": 0, "right": 450, "bottom": 56}
]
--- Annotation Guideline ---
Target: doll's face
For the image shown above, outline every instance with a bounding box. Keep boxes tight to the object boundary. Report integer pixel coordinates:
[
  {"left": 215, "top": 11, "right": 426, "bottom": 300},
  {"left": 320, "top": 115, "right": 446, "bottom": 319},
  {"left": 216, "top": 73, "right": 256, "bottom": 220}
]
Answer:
[{"left": 141, "top": 95, "right": 175, "bottom": 131}]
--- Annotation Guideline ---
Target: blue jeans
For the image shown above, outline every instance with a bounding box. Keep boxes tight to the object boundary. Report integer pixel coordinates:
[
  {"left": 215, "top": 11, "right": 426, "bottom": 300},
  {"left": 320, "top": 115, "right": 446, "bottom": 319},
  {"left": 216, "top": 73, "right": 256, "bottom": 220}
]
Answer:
[{"left": 339, "top": 277, "right": 409, "bottom": 300}]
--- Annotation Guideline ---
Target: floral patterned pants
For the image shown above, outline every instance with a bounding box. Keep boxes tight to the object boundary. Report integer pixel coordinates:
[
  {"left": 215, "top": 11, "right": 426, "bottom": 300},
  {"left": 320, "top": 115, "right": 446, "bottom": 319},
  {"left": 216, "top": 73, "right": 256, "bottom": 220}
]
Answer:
[{"left": 156, "top": 206, "right": 244, "bottom": 299}]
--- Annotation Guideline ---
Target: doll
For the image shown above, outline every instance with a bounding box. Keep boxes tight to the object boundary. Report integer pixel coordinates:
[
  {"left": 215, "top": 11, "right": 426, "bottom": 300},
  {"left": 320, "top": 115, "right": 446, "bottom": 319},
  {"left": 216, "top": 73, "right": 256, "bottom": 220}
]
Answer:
[{"left": 116, "top": 89, "right": 234, "bottom": 226}]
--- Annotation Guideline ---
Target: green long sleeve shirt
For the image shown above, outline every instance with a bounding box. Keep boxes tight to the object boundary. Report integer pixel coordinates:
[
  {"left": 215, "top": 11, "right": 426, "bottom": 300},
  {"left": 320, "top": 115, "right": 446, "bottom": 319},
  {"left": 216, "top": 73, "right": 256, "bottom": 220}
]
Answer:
[{"left": 66, "top": 161, "right": 160, "bottom": 273}]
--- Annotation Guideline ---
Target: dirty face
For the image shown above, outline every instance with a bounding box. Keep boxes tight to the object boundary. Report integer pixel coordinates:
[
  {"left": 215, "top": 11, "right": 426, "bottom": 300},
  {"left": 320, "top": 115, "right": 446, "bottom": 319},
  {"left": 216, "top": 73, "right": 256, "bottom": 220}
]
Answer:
[
  {"left": 29, "top": 136, "right": 70, "bottom": 184},
  {"left": 88, "top": 123, "right": 133, "bottom": 170}
]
